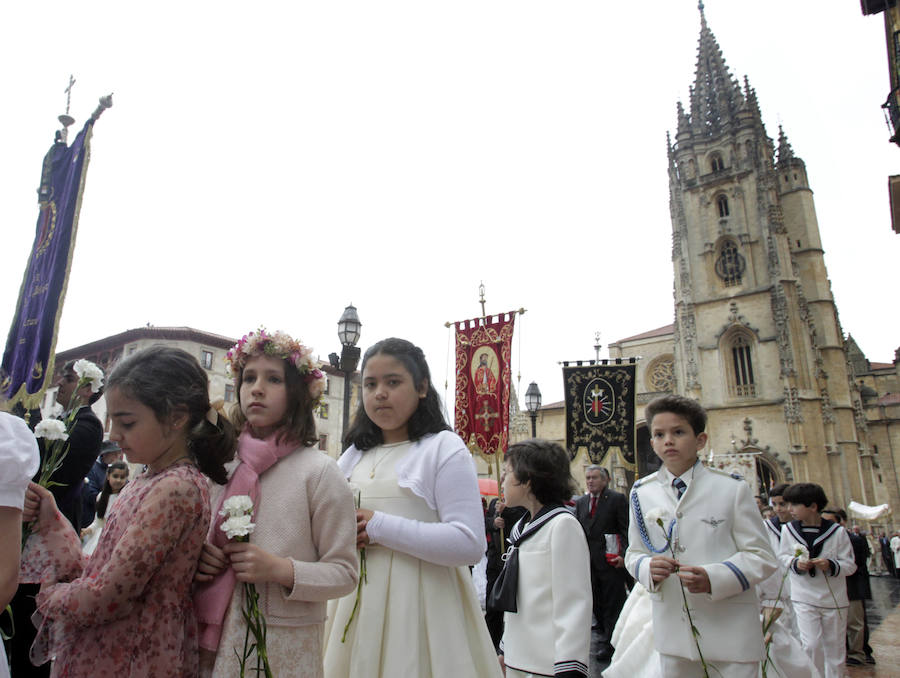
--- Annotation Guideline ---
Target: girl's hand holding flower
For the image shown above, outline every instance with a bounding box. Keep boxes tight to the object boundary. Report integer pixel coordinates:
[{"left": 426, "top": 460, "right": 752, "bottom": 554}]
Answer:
[
  {"left": 195, "top": 542, "right": 229, "bottom": 582},
  {"left": 356, "top": 508, "right": 374, "bottom": 549},
  {"left": 23, "top": 482, "right": 57, "bottom": 530},
  {"left": 223, "top": 542, "right": 293, "bottom": 589}
]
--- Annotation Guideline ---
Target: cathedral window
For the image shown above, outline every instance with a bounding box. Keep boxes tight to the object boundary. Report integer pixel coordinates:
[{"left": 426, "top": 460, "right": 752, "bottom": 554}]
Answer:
[
  {"left": 645, "top": 355, "right": 675, "bottom": 393},
  {"left": 710, "top": 153, "right": 725, "bottom": 173},
  {"left": 714, "top": 238, "right": 745, "bottom": 287},
  {"left": 716, "top": 194, "right": 730, "bottom": 218},
  {"left": 727, "top": 334, "right": 756, "bottom": 398}
]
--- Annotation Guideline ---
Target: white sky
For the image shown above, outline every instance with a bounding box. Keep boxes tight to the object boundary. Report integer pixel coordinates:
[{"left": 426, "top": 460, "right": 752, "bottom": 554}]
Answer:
[{"left": 1, "top": 1, "right": 898, "bottom": 408}]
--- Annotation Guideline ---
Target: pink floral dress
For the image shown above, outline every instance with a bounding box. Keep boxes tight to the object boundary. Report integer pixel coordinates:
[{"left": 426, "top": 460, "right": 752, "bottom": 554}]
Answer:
[{"left": 24, "top": 462, "right": 210, "bottom": 677}]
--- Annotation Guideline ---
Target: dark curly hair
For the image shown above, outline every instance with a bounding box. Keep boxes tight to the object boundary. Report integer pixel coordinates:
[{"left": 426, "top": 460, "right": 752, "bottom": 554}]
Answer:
[
  {"left": 645, "top": 394, "right": 707, "bottom": 435},
  {"left": 344, "top": 337, "right": 450, "bottom": 451},
  {"left": 505, "top": 439, "right": 576, "bottom": 506},
  {"left": 106, "top": 346, "right": 237, "bottom": 484}
]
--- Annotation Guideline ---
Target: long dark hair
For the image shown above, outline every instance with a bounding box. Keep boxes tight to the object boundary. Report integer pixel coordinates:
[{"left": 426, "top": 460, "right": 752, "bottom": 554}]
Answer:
[
  {"left": 230, "top": 356, "right": 318, "bottom": 447},
  {"left": 96, "top": 461, "right": 129, "bottom": 519},
  {"left": 344, "top": 337, "right": 450, "bottom": 451},
  {"left": 106, "top": 346, "right": 237, "bottom": 484}
]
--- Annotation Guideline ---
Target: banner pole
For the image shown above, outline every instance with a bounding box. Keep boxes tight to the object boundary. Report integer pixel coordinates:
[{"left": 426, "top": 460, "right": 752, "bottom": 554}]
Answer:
[{"left": 496, "top": 456, "right": 505, "bottom": 548}]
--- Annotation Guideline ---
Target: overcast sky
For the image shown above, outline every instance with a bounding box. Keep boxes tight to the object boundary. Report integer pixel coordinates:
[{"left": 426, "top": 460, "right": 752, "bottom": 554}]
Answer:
[{"left": 1, "top": 1, "right": 897, "bottom": 409}]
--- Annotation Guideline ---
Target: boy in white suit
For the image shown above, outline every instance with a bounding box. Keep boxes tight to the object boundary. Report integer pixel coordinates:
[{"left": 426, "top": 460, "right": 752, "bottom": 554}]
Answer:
[
  {"left": 625, "top": 395, "right": 776, "bottom": 678},
  {"left": 778, "top": 483, "right": 855, "bottom": 678}
]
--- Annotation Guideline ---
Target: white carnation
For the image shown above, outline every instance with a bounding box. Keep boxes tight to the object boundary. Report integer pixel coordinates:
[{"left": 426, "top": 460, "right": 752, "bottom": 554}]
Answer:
[
  {"left": 221, "top": 514, "right": 256, "bottom": 539},
  {"left": 793, "top": 543, "right": 809, "bottom": 563},
  {"left": 73, "top": 359, "right": 104, "bottom": 393},
  {"left": 645, "top": 508, "right": 671, "bottom": 525},
  {"left": 34, "top": 419, "right": 69, "bottom": 442},
  {"left": 220, "top": 494, "right": 254, "bottom": 518}
]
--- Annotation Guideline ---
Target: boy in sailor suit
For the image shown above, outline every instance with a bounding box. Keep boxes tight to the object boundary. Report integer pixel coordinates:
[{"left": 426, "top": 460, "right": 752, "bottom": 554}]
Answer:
[
  {"left": 778, "top": 483, "right": 855, "bottom": 678},
  {"left": 624, "top": 395, "right": 776, "bottom": 678},
  {"left": 757, "top": 484, "right": 821, "bottom": 678}
]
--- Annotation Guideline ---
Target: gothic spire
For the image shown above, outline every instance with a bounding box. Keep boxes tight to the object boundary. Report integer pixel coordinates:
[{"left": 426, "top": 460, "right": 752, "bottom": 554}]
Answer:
[
  {"left": 690, "top": 3, "right": 744, "bottom": 137},
  {"left": 776, "top": 125, "right": 794, "bottom": 165}
]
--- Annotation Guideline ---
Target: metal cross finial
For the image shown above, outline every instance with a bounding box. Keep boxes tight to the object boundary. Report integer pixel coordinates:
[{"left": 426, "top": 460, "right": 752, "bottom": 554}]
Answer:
[
  {"left": 64, "top": 75, "right": 76, "bottom": 116},
  {"left": 478, "top": 281, "right": 486, "bottom": 318},
  {"left": 594, "top": 331, "right": 602, "bottom": 362}
]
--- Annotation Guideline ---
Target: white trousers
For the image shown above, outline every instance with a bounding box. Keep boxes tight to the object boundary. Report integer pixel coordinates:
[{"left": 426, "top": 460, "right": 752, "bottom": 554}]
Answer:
[
  {"left": 793, "top": 602, "right": 847, "bottom": 678},
  {"left": 658, "top": 654, "right": 757, "bottom": 678}
]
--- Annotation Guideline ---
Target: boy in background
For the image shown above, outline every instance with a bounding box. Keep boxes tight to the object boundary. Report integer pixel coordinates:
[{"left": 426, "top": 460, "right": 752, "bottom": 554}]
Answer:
[
  {"left": 758, "top": 484, "right": 820, "bottom": 678},
  {"left": 779, "top": 484, "right": 855, "bottom": 678},
  {"left": 625, "top": 395, "right": 775, "bottom": 677}
]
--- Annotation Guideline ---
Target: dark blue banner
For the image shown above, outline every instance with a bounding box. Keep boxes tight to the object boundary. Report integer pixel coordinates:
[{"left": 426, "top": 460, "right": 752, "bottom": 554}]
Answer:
[{"left": 2, "top": 120, "right": 95, "bottom": 408}]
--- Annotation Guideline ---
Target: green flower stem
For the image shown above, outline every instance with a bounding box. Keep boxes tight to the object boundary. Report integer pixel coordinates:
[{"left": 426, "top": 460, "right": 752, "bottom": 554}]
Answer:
[
  {"left": 657, "top": 518, "right": 711, "bottom": 678},
  {"left": 760, "top": 568, "right": 790, "bottom": 678},
  {"left": 822, "top": 570, "right": 843, "bottom": 621},
  {"left": 341, "top": 490, "right": 367, "bottom": 643}
]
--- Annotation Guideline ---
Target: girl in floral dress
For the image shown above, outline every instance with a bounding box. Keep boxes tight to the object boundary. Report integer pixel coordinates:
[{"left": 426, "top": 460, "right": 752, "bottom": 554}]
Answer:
[
  {"left": 194, "top": 329, "right": 357, "bottom": 678},
  {"left": 322, "top": 337, "right": 502, "bottom": 678},
  {"left": 21, "top": 346, "right": 237, "bottom": 677}
]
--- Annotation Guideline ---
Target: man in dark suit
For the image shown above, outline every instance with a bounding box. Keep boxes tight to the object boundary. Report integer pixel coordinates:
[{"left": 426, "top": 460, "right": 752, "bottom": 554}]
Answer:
[
  {"left": 46, "top": 361, "right": 105, "bottom": 530},
  {"left": 574, "top": 464, "right": 629, "bottom": 662}
]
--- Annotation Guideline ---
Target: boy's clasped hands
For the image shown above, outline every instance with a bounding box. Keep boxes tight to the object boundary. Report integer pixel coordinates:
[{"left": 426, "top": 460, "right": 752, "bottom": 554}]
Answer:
[
  {"left": 793, "top": 556, "right": 831, "bottom": 573},
  {"left": 649, "top": 555, "right": 712, "bottom": 593}
]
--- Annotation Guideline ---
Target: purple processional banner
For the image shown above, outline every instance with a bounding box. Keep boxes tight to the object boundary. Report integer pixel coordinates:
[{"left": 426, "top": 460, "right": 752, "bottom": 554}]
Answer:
[{"left": 1, "top": 119, "right": 96, "bottom": 409}]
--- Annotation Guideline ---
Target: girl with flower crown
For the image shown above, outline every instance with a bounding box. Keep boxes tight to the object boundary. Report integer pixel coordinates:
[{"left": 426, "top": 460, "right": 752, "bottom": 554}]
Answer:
[
  {"left": 322, "top": 337, "right": 502, "bottom": 678},
  {"left": 194, "top": 329, "right": 358, "bottom": 678},
  {"left": 20, "top": 346, "right": 237, "bottom": 677}
]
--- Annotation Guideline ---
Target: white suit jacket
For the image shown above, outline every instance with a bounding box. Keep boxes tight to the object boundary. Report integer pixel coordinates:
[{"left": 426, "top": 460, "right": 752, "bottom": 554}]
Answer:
[
  {"left": 502, "top": 510, "right": 592, "bottom": 677},
  {"left": 624, "top": 462, "right": 776, "bottom": 662}
]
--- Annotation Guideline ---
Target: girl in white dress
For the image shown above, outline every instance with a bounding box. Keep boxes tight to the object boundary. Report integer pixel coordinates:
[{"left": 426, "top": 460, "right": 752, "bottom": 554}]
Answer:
[
  {"left": 323, "top": 337, "right": 502, "bottom": 678},
  {"left": 81, "top": 461, "right": 128, "bottom": 555}
]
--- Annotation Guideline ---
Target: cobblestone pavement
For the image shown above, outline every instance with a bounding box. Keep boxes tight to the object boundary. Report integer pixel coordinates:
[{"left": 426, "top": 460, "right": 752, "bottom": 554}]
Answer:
[
  {"left": 591, "top": 574, "right": 900, "bottom": 678},
  {"left": 847, "top": 574, "right": 900, "bottom": 678}
]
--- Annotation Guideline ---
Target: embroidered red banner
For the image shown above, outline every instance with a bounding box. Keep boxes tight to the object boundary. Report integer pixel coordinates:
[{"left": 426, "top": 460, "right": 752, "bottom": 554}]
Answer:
[{"left": 454, "top": 312, "right": 515, "bottom": 457}]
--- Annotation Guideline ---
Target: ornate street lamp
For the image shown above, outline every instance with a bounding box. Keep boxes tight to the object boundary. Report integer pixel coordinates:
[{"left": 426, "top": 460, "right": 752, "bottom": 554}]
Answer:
[
  {"left": 335, "top": 304, "right": 361, "bottom": 449},
  {"left": 525, "top": 381, "right": 542, "bottom": 438}
]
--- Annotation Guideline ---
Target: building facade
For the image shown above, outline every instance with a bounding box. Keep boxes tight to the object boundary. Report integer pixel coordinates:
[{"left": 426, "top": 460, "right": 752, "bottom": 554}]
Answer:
[{"left": 524, "top": 8, "right": 898, "bottom": 527}]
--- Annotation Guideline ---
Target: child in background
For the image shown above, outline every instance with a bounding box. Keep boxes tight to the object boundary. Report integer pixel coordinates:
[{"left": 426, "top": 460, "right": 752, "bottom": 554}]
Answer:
[
  {"left": 779, "top": 483, "right": 855, "bottom": 678},
  {"left": 21, "top": 346, "right": 237, "bottom": 677},
  {"left": 323, "top": 337, "right": 501, "bottom": 678},
  {"left": 758, "top": 483, "right": 821, "bottom": 678},
  {"left": 624, "top": 394, "right": 775, "bottom": 678},
  {"left": 493, "top": 439, "right": 591, "bottom": 678},
  {"left": 194, "top": 329, "right": 357, "bottom": 678},
  {"left": 81, "top": 461, "right": 129, "bottom": 555}
]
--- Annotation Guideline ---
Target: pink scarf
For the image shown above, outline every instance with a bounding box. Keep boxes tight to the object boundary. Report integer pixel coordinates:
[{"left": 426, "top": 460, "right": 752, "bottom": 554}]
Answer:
[{"left": 194, "top": 429, "right": 296, "bottom": 651}]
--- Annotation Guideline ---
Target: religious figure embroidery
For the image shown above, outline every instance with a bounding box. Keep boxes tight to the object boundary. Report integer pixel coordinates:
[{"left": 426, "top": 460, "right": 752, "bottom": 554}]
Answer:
[{"left": 472, "top": 349, "right": 499, "bottom": 395}]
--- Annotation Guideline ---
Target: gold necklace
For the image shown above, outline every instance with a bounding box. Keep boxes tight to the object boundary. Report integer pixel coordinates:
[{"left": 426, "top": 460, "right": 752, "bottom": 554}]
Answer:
[{"left": 368, "top": 442, "right": 406, "bottom": 478}]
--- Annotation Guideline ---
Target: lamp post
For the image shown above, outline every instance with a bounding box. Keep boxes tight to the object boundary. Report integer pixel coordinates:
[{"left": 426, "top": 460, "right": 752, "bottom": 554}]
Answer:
[
  {"left": 525, "top": 381, "right": 542, "bottom": 438},
  {"left": 331, "top": 304, "right": 361, "bottom": 450}
]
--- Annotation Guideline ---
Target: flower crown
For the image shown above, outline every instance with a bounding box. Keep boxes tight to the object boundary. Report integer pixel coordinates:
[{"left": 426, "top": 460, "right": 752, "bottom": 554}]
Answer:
[{"left": 225, "top": 328, "right": 326, "bottom": 400}]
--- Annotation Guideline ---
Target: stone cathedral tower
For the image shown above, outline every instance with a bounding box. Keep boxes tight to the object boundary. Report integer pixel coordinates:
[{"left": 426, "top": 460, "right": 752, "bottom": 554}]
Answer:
[{"left": 666, "top": 6, "right": 876, "bottom": 508}]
